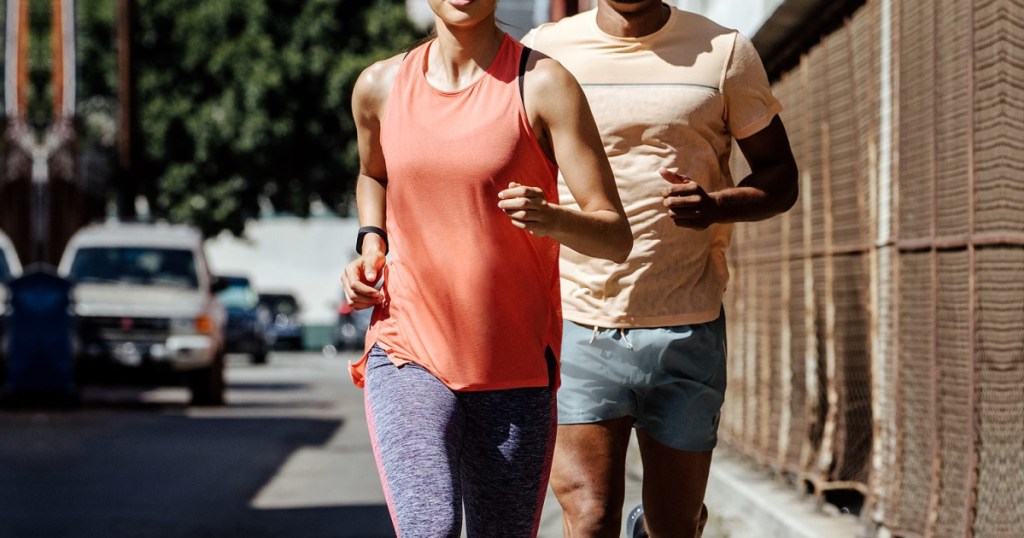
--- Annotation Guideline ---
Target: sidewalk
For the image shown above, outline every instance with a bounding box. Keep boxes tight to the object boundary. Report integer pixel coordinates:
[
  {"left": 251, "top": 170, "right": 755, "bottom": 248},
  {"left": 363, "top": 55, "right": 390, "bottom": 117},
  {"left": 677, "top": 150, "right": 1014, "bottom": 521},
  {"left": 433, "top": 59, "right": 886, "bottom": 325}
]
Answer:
[{"left": 536, "top": 436, "right": 866, "bottom": 538}]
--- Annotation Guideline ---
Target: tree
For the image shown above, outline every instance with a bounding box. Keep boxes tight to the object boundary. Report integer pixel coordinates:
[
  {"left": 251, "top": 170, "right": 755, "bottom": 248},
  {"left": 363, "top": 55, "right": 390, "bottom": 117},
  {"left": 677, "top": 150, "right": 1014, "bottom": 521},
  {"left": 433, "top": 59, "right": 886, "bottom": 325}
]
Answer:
[{"left": 79, "top": 0, "right": 423, "bottom": 236}]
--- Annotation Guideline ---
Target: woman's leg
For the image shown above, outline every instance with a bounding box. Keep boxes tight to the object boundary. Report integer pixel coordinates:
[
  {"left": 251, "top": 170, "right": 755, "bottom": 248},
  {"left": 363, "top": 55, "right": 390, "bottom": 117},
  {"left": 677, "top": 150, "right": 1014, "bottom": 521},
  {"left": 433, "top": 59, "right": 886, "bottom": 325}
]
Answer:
[
  {"left": 364, "top": 346, "right": 464, "bottom": 538},
  {"left": 460, "top": 386, "right": 556, "bottom": 538}
]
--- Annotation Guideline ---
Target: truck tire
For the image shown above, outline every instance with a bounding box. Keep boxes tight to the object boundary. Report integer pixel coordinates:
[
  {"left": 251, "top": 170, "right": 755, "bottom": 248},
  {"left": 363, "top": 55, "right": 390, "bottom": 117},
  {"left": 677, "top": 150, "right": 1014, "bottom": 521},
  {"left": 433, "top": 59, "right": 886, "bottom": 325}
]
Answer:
[
  {"left": 188, "top": 353, "right": 225, "bottom": 406},
  {"left": 250, "top": 348, "right": 268, "bottom": 365}
]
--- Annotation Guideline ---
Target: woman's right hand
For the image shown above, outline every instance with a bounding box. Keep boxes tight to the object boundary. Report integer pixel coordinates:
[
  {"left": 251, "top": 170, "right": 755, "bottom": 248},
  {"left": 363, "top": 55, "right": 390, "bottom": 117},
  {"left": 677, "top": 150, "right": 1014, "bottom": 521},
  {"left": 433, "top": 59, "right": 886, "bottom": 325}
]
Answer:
[{"left": 342, "top": 252, "right": 386, "bottom": 309}]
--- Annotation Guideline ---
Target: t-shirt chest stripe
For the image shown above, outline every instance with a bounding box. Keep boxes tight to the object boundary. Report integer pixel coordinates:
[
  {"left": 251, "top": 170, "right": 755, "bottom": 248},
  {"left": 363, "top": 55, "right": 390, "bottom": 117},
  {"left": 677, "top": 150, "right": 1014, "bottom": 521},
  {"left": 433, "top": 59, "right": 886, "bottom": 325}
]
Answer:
[{"left": 581, "top": 82, "right": 720, "bottom": 92}]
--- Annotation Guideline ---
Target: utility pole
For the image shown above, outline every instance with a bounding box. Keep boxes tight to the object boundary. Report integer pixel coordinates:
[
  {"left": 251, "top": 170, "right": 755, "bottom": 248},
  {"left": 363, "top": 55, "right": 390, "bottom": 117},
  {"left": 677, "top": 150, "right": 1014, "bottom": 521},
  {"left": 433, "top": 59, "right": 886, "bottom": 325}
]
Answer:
[{"left": 116, "top": 0, "right": 137, "bottom": 219}]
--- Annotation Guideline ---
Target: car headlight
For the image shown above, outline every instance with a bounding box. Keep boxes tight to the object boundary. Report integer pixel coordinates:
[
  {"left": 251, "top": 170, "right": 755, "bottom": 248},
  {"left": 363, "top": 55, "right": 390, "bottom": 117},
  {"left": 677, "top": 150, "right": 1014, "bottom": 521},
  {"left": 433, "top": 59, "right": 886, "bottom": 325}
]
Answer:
[{"left": 171, "top": 315, "right": 216, "bottom": 335}]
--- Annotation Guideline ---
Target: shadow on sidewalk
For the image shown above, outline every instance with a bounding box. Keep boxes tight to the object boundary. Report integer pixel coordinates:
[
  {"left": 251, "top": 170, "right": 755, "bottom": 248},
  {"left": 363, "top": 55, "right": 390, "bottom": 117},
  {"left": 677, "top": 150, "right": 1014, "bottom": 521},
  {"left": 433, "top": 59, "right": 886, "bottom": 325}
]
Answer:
[{"left": 0, "top": 410, "right": 394, "bottom": 538}]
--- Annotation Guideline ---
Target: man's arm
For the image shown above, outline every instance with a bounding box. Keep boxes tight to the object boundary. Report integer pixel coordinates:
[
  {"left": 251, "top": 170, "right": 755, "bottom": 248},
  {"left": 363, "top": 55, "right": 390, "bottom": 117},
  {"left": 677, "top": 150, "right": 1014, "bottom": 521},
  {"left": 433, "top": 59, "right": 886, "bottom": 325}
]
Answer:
[{"left": 662, "top": 115, "right": 798, "bottom": 229}]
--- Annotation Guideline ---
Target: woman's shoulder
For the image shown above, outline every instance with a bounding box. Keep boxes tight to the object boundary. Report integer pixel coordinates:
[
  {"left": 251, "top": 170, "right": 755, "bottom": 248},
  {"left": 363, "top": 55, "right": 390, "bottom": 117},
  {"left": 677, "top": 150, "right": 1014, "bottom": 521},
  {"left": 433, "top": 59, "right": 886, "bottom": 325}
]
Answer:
[
  {"left": 522, "top": 51, "right": 578, "bottom": 94},
  {"left": 521, "top": 50, "right": 583, "bottom": 112},
  {"left": 353, "top": 53, "right": 407, "bottom": 114},
  {"left": 357, "top": 53, "right": 406, "bottom": 95}
]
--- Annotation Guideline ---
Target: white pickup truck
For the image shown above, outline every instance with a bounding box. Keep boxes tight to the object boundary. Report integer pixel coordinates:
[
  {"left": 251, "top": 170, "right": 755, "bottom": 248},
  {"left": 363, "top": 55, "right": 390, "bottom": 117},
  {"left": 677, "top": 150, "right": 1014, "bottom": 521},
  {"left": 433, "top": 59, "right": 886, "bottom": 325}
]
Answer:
[
  {"left": 0, "top": 230, "right": 23, "bottom": 366},
  {"left": 58, "top": 222, "right": 227, "bottom": 405}
]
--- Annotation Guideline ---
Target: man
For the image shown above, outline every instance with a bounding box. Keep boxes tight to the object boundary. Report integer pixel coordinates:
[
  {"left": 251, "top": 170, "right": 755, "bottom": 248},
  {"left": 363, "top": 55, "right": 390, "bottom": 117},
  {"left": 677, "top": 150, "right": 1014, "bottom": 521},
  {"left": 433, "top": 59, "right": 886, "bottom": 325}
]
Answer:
[{"left": 523, "top": 1, "right": 798, "bottom": 537}]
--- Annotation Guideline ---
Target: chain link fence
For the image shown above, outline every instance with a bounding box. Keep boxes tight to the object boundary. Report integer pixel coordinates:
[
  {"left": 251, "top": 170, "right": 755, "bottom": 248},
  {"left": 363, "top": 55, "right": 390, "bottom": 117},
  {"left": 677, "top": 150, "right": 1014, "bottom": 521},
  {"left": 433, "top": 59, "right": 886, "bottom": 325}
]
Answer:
[{"left": 721, "top": 0, "right": 1024, "bottom": 535}]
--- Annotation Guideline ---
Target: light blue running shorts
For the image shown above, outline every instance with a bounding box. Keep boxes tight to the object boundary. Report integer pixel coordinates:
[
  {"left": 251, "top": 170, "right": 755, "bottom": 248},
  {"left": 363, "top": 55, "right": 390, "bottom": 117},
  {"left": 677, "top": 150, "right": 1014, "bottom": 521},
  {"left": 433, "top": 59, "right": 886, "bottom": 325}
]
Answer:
[{"left": 558, "top": 310, "right": 727, "bottom": 452}]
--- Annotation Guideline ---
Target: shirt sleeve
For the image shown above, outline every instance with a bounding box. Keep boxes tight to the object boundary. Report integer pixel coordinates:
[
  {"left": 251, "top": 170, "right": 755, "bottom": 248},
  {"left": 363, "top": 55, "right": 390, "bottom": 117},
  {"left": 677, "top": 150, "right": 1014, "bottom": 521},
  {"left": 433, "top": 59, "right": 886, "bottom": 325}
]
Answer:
[
  {"left": 521, "top": 27, "right": 538, "bottom": 48},
  {"left": 722, "top": 32, "right": 782, "bottom": 140},
  {"left": 521, "top": 22, "right": 557, "bottom": 50}
]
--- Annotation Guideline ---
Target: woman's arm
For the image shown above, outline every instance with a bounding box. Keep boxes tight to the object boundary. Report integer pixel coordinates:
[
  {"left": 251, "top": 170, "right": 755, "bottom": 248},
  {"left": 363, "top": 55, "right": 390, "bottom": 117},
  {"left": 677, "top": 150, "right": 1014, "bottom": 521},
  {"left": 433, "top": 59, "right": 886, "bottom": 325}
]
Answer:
[
  {"left": 342, "top": 57, "right": 400, "bottom": 309},
  {"left": 498, "top": 55, "right": 632, "bottom": 263}
]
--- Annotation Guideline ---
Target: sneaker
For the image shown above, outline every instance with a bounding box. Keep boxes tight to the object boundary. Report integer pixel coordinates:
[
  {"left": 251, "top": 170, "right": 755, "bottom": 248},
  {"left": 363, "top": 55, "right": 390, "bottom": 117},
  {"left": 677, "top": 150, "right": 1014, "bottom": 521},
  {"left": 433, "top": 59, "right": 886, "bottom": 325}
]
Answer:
[{"left": 626, "top": 504, "right": 648, "bottom": 538}]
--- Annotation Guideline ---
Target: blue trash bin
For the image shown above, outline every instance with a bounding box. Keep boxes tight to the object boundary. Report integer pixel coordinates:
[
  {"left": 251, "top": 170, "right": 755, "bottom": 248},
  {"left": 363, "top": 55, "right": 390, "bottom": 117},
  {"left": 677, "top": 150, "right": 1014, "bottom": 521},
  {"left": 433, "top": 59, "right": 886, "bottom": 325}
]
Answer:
[{"left": 2, "top": 268, "right": 77, "bottom": 403}]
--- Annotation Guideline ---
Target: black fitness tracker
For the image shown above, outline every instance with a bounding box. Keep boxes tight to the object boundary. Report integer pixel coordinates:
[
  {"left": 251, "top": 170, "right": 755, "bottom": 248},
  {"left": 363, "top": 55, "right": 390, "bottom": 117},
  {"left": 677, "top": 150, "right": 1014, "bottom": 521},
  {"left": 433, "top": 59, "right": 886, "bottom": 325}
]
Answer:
[{"left": 356, "top": 226, "right": 388, "bottom": 255}]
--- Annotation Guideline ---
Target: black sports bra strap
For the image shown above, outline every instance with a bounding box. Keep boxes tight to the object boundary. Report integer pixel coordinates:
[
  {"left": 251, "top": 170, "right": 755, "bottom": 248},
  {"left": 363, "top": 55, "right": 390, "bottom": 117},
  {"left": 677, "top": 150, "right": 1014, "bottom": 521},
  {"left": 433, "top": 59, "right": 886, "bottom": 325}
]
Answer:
[{"left": 518, "top": 46, "right": 532, "bottom": 106}]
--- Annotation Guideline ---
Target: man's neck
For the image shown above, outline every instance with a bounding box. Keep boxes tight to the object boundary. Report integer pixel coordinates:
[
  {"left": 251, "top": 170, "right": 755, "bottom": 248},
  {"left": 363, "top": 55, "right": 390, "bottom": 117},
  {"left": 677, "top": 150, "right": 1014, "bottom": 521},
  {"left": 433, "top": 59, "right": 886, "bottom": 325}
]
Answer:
[{"left": 596, "top": 1, "right": 671, "bottom": 38}]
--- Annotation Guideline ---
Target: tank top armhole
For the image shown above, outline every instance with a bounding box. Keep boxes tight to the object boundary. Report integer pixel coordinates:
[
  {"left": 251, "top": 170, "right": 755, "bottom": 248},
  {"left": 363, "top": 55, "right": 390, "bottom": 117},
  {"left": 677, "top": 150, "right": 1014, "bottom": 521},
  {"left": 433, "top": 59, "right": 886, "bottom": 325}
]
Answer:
[
  {"left": 379, "top": 47, "right": 420, "bottom": 133},
  {"left": 518, "top": 46, "right": 532, "bottom": 108}
]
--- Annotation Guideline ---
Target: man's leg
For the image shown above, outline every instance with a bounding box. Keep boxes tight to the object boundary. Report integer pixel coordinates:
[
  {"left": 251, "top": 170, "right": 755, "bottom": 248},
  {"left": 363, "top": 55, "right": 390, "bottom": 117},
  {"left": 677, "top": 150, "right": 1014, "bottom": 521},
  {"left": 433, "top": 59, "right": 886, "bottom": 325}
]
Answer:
[
  {"left": 550, "top": 417, "right": 634, "bottom": 538},
  {"left": 635, "top": 430, "right": 712, "bottom": 537},
  {"left": 629, "top": 312, "right": 727, "bottom": 538}
]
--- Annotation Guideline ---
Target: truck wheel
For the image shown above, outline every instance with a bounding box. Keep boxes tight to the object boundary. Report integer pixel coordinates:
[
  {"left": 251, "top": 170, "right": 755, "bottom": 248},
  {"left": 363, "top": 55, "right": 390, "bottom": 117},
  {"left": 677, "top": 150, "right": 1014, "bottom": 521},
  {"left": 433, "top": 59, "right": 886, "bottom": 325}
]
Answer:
[
  {"left": 250, "top": 348, "right": 268, "bottom": 365},
  {"left": 188, "top": 353, "right": 225, "bottom": 406}
]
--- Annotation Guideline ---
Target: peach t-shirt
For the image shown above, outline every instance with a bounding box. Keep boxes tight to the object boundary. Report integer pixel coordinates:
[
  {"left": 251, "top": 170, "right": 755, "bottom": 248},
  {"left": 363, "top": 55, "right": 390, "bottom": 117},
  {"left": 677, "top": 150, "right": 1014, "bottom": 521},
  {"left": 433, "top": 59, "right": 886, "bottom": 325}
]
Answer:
[
  {"left": 524, "top": 7, "right": 782, "bottom": 327},
  {"left": 350, "top": 35, "right": 562, "bottom": 391}
]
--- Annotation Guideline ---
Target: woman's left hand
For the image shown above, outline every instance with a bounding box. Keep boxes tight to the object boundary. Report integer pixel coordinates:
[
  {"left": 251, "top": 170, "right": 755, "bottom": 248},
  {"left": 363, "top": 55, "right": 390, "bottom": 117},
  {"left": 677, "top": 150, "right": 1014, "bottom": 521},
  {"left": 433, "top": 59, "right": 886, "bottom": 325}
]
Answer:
[{"left": 498, "top": 182, "right": 558, "bottom": 236}]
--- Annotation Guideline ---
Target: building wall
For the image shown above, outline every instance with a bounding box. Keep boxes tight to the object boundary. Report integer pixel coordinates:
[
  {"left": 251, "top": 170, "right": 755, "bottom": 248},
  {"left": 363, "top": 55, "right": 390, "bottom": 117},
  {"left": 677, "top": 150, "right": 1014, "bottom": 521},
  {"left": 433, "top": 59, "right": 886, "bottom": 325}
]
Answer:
[
  {"left": 677, "top": 0, "right": 785, "bottom": 36},
  {"left": 408, "top": 0, "right": 551, "bottom": 39},
  {"left": 721, "top": 0, "right": 1024, "bottom": 535},
  {"left": 497, "top": 0, "right": 549, "bottom": 39}
]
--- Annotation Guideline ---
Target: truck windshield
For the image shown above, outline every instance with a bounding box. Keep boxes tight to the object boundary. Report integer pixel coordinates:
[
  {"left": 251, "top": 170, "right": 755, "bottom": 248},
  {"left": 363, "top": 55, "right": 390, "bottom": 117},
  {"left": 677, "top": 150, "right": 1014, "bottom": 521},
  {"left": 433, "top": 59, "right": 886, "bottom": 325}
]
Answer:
[
  {"left": 69, "top": 247, "right": 200, "bottom": 289},
  {"left": 217, "top": 279, "right": 259, "bottom": 309}
]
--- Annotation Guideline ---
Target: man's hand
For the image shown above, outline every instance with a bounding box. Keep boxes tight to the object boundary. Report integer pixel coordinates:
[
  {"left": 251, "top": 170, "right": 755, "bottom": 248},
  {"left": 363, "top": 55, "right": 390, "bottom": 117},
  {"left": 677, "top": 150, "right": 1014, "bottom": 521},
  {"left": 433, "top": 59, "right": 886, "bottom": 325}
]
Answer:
[
  {"left": 660, "top": 168, "right": 720, "bottom": 230},
  {"left": 498, "top": 182, "right": 559, "bottom": 236},
  {"left": 342, "top": 252, "right": 386, "bottom": 309}
]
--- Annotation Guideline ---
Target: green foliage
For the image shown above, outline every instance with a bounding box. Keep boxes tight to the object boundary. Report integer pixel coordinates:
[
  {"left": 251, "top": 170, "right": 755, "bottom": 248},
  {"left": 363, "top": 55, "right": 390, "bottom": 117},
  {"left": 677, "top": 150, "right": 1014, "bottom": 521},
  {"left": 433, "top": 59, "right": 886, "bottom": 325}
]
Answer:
[
  {"left": 28, "top": 0, "right": 54, "bottom": 123},
  {"left": 77, "top": 0, "right": 118, "bottom": 102},
  {"left": 80, "top": 0, "right": 423, "bottom": 236}
]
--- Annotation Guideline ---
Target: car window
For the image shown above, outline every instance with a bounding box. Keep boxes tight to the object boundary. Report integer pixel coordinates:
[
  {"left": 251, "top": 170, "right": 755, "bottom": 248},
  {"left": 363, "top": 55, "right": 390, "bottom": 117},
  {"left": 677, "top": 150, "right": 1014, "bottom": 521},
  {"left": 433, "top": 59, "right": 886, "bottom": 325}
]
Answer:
[
  {"left": 0, "top": 253, "right": 10, "bottom": 282},
  {"left": 69, "top": 247, "right": 200, "bottom": 288},
  {"left": 218, "top": 281, "right": 259, "bottom": 309}
]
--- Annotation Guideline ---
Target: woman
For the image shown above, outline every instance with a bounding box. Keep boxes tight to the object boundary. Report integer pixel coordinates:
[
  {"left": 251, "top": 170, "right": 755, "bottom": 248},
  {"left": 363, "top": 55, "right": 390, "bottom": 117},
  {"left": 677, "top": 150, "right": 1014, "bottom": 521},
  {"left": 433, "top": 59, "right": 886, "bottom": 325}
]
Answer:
[{"left": 341, "top": 0, "right": 631, "bottom": 535}]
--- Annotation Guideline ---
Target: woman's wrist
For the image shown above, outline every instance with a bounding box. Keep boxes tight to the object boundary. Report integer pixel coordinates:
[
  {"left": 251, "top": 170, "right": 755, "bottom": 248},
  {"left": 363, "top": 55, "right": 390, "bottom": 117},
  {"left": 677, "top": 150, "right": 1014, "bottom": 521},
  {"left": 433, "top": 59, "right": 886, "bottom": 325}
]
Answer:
[{"left": 357, "top": 226, "right": 388, "bottom": 255}]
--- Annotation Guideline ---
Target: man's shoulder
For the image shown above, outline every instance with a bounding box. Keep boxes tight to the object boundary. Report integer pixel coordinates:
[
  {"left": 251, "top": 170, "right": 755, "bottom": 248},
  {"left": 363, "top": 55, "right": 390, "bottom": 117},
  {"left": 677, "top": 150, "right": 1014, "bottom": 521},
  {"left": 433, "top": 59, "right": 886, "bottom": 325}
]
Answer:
[
  {"left": 671, "top": 7, "right": 735, "bottom": 38},
  {"left": 525, "top": 8, "right": 599, "bottom": 50}
]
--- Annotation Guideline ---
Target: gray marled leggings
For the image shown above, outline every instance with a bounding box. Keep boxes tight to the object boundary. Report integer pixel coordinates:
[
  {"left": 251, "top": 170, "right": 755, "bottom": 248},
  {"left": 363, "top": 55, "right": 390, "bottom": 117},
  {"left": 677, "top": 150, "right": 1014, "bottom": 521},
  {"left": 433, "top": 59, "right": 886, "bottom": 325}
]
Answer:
[{"left": 364, "top": 345, "right": 556, "bottom": 538}]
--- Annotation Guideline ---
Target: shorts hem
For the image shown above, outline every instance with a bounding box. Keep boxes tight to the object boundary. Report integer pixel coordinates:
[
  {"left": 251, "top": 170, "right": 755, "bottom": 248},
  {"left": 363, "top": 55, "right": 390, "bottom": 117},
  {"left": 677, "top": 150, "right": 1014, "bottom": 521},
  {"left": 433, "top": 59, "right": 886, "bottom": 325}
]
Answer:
[
  {"left": 557, "top": 412, "right": 632, "bottom": 426},
  {"left": 633, "top": 425, "right": 719, "bottom": 453}
]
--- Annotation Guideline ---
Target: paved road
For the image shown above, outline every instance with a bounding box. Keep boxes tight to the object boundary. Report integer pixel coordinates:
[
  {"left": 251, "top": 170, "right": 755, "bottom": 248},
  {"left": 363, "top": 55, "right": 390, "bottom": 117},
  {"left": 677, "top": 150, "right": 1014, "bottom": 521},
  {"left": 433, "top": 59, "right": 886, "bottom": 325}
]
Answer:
[{"left": 0, "top": 351, "right": 647, "bottom": 538}]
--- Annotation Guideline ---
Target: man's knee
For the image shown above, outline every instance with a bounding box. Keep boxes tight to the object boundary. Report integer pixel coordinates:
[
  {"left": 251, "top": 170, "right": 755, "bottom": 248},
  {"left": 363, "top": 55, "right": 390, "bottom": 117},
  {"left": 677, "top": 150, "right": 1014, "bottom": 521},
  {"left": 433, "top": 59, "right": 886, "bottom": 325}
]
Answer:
[{"left": 552, "top": 480, "right": 623, "bottom": 535}]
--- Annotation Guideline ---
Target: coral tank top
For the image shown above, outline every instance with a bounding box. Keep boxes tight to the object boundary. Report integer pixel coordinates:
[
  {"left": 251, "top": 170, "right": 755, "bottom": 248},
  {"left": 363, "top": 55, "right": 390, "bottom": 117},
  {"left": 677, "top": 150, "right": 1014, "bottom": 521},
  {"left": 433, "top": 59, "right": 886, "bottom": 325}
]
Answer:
[{"left": 349, "top": 35, "right": 561, "bottom": 391}]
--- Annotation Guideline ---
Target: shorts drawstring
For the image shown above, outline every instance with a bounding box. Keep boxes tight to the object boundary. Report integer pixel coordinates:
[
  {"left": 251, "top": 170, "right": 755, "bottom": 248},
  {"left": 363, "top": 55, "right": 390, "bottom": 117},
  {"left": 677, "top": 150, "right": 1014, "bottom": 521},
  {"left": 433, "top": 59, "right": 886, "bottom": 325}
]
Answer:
[
  {"left": 619, "top": 329, "right": 635, "bottom": 351},
  {"left": 587, "top": 325, "right": 635, "bottom": 351}
]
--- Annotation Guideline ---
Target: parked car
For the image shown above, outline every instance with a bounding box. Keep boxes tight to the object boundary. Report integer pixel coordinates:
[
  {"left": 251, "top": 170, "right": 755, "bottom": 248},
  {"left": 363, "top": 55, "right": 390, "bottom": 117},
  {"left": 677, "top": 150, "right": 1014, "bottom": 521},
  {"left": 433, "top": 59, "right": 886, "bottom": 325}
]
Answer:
[
  {"left": 0, "top": 232, "right": 21, "bottom": 281},
  {"left": 58, "top": 222, "right": 227, "bottom": 405},
  {"left": 258, "top": 292, "right": 303, "bottom": 350},
  {"left": 0, "top": 231, "right": 23, "bottom": 369},
  {"left": 216, "top": 275, "right": 270, "bottom": 364},
  {"left": 334, "top": 299, "right": 372, "bottom": 351}
]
